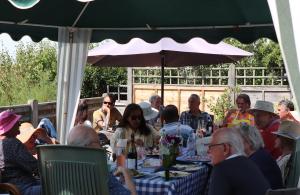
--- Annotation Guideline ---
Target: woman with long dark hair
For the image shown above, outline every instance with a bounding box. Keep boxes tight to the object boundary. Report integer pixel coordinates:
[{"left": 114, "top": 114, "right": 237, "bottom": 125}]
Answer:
[
  {"left": 75, "top": 99, "right": 92, "bottom": 127},
  {"left": 111, "top": 103, "right": 159, "bottom": 152}
]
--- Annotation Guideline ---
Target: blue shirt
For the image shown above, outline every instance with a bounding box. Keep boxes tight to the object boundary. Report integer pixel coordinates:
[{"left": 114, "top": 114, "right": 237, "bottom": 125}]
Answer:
[
  {"left": 160, "top": 122, "right": 193, "bottom": 146},
  {"left": 108, "top": 173, "right": 131, "bottom": 195}
]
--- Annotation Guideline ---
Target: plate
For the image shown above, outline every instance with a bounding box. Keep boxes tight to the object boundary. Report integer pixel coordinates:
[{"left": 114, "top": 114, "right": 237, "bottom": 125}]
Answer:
[
  {"left": 173, "top": 164, "right": 201, "bottom": 171},
  {"left": 156, "top": 171, "right": 191, "bottom": 178},
  {"left": 177, "top": 155, "right": 211, "bottom": 162},
  {"left": 129, "top": 169, "right": 145, "bottom": 178}
]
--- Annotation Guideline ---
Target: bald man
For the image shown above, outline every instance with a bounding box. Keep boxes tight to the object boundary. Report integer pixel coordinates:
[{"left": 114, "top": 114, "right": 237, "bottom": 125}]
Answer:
[{"left": 68, "top": 125, "right": 137, "bottom": 195}]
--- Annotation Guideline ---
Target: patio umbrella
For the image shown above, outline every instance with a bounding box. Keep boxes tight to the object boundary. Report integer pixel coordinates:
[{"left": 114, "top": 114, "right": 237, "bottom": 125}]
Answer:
[{"left": 87, "top": 37, "right": 252, "bottom": 103}]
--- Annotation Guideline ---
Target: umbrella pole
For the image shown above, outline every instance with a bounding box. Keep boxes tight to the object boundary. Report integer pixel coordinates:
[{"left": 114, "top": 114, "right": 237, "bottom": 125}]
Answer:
[{"left": 161, "top": 55, "right": 165, "bottom": 105}]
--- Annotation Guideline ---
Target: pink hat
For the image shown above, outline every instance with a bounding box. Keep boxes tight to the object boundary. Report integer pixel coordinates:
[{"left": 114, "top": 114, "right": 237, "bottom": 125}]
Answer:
[{"left": 0, "top": 110, "right": 22, "bottom": 135}]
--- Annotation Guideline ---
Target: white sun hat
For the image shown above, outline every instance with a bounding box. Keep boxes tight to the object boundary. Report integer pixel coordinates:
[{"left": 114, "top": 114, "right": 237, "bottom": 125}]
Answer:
[{"left": 138, "top": 101, "right": 159, "bottom": 121}]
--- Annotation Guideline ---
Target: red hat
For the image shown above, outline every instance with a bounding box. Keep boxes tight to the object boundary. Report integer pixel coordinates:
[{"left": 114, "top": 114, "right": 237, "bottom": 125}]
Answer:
[{"left": 0, "top": 110, "right": 22, "bottom": 135}]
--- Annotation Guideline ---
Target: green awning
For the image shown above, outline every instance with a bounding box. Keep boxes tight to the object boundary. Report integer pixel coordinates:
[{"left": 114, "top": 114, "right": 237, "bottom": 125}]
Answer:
[{"left": 0, "top": 0, "right": 276, "bottom": 43}]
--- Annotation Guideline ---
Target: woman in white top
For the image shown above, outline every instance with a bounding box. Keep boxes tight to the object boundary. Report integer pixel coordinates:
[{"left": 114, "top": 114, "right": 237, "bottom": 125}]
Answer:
[{"left": 111, "top": 103, "right": 159, "bottom": 153}]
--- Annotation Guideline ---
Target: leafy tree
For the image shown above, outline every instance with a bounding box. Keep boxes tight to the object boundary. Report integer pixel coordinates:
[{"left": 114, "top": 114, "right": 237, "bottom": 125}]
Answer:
[{"left": 81, "top": 66, "right": 127, "bottom": 98}]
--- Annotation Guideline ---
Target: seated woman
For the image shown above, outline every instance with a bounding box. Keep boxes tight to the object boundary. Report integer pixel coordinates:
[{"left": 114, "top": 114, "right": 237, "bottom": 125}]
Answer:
[
  {"left": 111, "top": 103, "right": 160, "bottom": 153},
  {"left": 17, "top": 122, "right": 57, "bottom": 156},
  {"left": 0, "top": 110, "right": 41, "bottom": 195},
  {"left": 238, "top": 124, "right": 283, "bottom": 189},
  {"left": 74, "top": 99, "right": 92, "bottom": 127},
  {"left": 273, "top": 120, "right": 300, "bottom": 185}
]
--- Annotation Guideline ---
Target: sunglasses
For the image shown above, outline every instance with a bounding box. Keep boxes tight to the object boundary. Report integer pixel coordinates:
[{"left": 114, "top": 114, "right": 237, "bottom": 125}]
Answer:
[
  {"left": 130, "top": 115, "right": 142, "bottom": 121},
  {"left": 103, "top": 101, "right": 113, "bottom": 106}
]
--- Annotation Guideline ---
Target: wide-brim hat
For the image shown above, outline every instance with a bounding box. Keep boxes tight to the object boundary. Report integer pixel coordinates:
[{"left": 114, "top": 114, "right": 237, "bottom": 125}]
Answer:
[
  {"left": 272, "top": 120, "right": 300, "bottom": 140},
  {"left": 138, "top": 101, "right": 159, "bottom": 121},
  {"left": 17, "top": 122, "right": 44, "bottom": 143},
  {"left": 249, "top": 100, "right": 278, "bottom": 117},
  {"left": 0, "top": 110, "right": 22, "bottom": 135}
]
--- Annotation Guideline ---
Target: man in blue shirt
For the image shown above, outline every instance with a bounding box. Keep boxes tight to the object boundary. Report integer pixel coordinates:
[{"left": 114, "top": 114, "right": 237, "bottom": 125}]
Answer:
[
  {"left": 67, "top": 125, "right": 136, "bottom": 195},
  {"left": 160, "top": 105, "right": 193, "bottom": 146}
]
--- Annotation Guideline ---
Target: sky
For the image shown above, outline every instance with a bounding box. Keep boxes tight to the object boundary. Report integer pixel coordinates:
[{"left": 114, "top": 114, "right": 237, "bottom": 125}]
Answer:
[{"left": 0, "top": 33, "right": 35, "bottom": 57}]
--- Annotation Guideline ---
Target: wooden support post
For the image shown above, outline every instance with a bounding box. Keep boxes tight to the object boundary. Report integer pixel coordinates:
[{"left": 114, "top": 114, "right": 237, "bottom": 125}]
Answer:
[{"left": 28, "top": 99, "right": 38, "bottom": 127}]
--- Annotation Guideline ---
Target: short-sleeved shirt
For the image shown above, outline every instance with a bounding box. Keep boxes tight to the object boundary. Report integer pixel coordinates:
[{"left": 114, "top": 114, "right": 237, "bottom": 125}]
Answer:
[
  {"left": 260, "top": 119, "right": 281, "bottom": 159},
  {"left": 93, "top": 107, "right": 122, "bottom": 132},
  {"left": 179, "top": 110, "right": 212, "bottom": 131},
  {"left": 224, "top": 111, "right": 255, "bottom": 127},
  {"left": 111, "top": 125, "right": 159, "bottom": 152}
]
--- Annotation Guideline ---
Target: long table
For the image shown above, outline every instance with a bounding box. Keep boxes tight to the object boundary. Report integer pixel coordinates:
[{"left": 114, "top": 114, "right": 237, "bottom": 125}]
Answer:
[{"left": 134, "top": 163, "right": 210, "bottom": 195}]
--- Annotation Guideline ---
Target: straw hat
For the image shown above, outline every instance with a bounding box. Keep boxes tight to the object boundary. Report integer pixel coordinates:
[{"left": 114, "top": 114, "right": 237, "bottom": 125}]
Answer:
[
  {"left": 0, "top": 110, "right": 21, "bottom": 135},
  {"left": 272, "top": 120, "right": 300, "bottom": 140},
  {"left": 138, "top": 101, "right": 159, "bottom": 121},
  {"left": 249, "top": 100, "right": 278, "bottom": 117},
  {"left": 17, "top": 122, "right": 45, "bottom": 143}
]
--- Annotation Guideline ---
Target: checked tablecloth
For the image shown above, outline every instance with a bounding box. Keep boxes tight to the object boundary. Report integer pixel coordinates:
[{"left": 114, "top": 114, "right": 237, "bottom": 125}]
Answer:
[{"left": 134, "top": 164, "right": 210, "bottom": 195}]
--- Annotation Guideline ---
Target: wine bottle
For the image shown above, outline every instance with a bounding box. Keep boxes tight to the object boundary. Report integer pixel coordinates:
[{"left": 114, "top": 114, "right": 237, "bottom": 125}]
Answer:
[{"left": 126, "top": 133, "right": 137, "bottom": 170}]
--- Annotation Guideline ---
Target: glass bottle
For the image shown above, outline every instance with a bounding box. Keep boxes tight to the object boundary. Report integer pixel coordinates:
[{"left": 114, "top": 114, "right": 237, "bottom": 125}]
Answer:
[{"left": 126, "top": 133, "right": 137, "bottom": 170}]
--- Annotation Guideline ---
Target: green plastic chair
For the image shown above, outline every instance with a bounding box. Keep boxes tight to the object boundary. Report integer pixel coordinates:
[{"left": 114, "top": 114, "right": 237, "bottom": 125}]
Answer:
[
  {"left": 286, "top": 138, "right": 300, "bottom": 188},
  {"left": 265, "top": 188, "right": 300, "bottom": 195},
  {"left": 37, "top": 145, "right": 109, "bottom": 195}
]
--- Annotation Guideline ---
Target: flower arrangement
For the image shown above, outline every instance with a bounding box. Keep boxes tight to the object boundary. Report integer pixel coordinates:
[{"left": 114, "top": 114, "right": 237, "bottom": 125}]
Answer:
[
  {"left": 159, "top": 131, "right": 182, "bottom": 180},
  {"left": 159, "top": 133, "right": 182, "bottom": 155}
]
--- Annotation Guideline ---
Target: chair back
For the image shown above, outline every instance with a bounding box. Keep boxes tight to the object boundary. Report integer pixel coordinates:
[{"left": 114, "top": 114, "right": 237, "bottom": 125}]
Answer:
[
  {"left": 286, "top": 138, "right": 300, "bottom": 187},
  {"left": 37, "top": 145, "right": 109, "bottom": 195},
  {"left": 265, "top": 188, "right": 300, "bottom": 195}
]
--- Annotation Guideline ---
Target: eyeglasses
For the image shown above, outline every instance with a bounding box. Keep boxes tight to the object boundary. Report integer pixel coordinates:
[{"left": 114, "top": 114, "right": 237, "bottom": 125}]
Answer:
[
  {"left": 130, "top": 115, "right": 142, "bottom": 121},
  {"left": 207, "top": 143, "right": 226, "bottom": 150},
  {"left": 103, "top": 101, "right": 113, "bottom": 106}
]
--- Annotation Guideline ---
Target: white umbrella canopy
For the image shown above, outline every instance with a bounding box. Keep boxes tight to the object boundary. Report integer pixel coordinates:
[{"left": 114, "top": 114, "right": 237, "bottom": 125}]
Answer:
[
  {"left": 88, "top": 37, "right": 252, "bottom": 67},
  {"left": 87, "top": 37, "right": 252, "bottom": 103}
]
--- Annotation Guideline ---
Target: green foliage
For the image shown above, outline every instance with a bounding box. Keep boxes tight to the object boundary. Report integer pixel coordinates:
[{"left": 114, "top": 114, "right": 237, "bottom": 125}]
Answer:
[
  {"left": 207, "top": 87, "right": 241, "bottom": 122},
  {"left": 223, "top": 38, "right": 283, "bottom": 68},
  {"left": 0, "top": 40, "right": 57, "bottom": 106},
  {"left": 81, "top": 66, "right": 127, "bottom": 98}
]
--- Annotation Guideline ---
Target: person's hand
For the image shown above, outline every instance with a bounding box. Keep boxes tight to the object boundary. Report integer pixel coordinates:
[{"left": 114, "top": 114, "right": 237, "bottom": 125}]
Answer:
[
  {"left": 226, "top": 108, "right": 237, "bottom": 116},
  {"left": 113, "top": 166, "right": 123, "bottom": 176},
  {"left": 35, "top": 129, "right": 54, "bottom": 144},
  {"left": 103, "top": 106, "right": 111, "bottom": 113},
  {"left": 196, "top": 128, "right": 205, "bottom": 138}
]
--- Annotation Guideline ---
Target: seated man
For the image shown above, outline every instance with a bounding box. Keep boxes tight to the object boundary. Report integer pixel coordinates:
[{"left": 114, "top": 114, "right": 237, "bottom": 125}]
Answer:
[
  {"left": 208, "top": 128, "right": 270, "bottom": 195},
  {"left": 93, "top": 94, "right": 122, "bottom": 132},
  {"left": 160, "top": 105, "right": 193, "bottom": 146},
  {"left": 148, "top": 95, "right": 164, "bottom": 128},
  {"left": 179, "top": 94, "right": 212, "bottom": 135},
  {"left": 249, "top": 100, "right": 281, "bottom": 159},
  {"left": 222, "top": 94, "right": 254, "bottom": 127},
  {"left": 67, "top": 125, "right": 136, "bottom": 195}
]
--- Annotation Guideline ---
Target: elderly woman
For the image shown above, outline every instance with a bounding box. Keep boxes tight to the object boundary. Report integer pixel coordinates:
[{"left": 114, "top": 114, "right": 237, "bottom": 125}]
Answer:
[
  {"left": 111, "top": 103, "right": 160, "bottom": 153},
  {"left": 0, "top": 110, "right": 41, "bottom": 195},
  {"left": 238, "top": 124, "right": 283, "bottom": 189}
]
